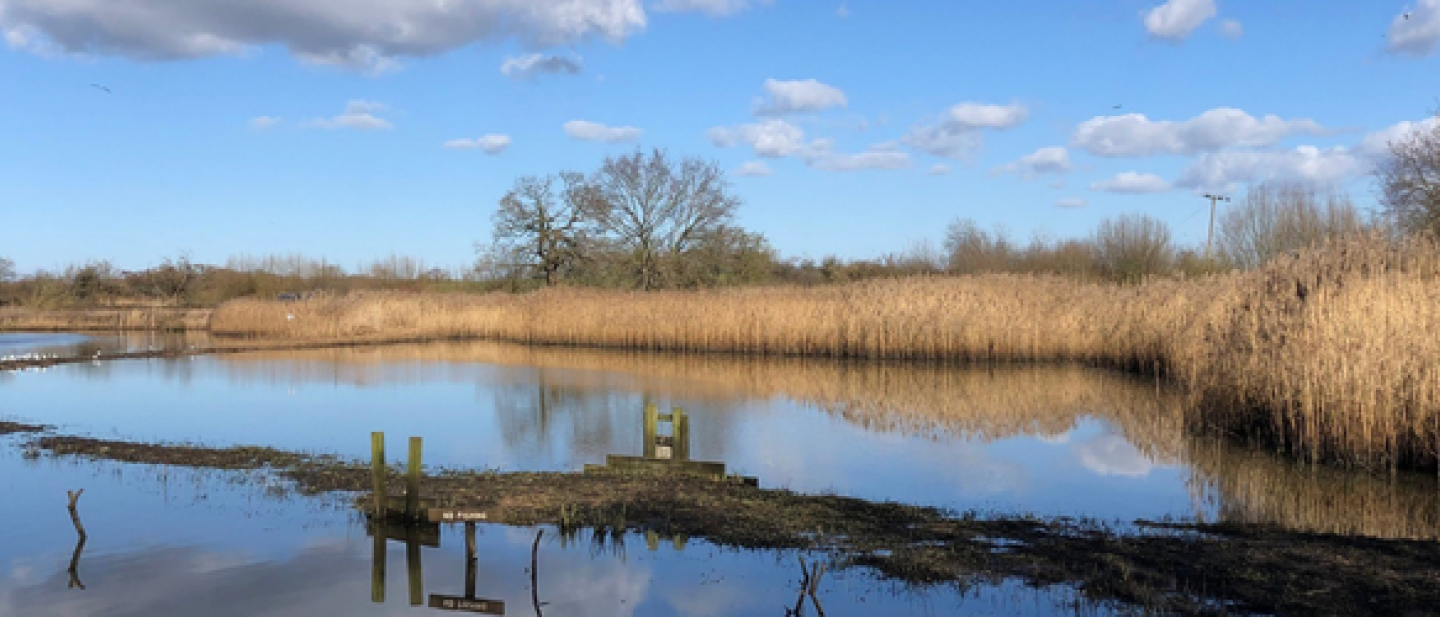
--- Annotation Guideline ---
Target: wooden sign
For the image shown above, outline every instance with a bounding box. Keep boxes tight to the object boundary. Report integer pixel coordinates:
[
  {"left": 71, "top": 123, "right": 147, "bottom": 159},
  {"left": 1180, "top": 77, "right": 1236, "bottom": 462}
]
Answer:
[
  {"left": 428, "top": 594, "right": 505, "bottom": 614},
  {"left": 428, "top": 508, "right": 490, "bottom": 523}
]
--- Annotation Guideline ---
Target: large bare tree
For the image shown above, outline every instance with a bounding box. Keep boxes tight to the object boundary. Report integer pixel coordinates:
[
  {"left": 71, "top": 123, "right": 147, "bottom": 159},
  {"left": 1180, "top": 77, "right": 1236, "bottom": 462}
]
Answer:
[
  {"left": 0, "top": 256, "right": 14, "bottom": 282},
  {"left": 1216, "top": 182, "right": 1367, "bottom": 269},
  {"left": 1091, "top": 213, "right": 1174, "bottom": 283},
  {"left": 1376, "top": 115, "right": 1440, "bottom": 237},
  {"left": 587, "top": 149, "right": 740, "bottom": 290},
  {"left": 492, "top": 172, "right": 595, "bottom": 286}
]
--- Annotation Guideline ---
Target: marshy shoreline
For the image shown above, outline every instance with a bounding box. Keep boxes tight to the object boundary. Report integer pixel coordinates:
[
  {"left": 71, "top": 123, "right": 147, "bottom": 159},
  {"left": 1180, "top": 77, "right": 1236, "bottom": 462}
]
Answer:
[
  {"left": 4, "top": 424, "right": 1438, "bottom": 616},
  {"left": 6, "top": 232, "right": 1440, "bottom": 474}
]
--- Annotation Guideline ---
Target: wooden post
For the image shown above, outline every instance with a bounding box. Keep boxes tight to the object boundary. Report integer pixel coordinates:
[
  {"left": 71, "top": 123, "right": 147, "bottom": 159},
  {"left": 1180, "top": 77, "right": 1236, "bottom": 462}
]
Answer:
[
  {"left": 406, "top": 436, "right": 422, "bottom": 522},
  {"left": 407, "top": 531, "right": 423, "bottom": 606},
  {"left": 464, "top": 522, "right": 477, "bottom": 599},
  {"left": 643, "top": 404, "right": 658, "bottom": 459},
  {"left": 371, "top": 432, "right": 387, "bottom": 518},
  {"left": 371, "top": 525, "right": 387, "bottom": 603},
  {"left": 672, "top": 408, "right": 690, "bottom": 461}
]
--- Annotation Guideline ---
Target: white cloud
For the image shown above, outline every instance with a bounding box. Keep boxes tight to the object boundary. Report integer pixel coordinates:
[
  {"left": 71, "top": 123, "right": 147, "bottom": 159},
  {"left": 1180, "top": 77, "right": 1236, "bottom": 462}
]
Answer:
[
  {"left": 707, "top": 119, "right": 815, "bottom": 157},
  {"left": 443, "top": 134, "right": 511, "bottom": 154},
  {"left": 1056, "top": 197, "right": 1087, "bottom": 208},
  {"left": 1358, "top": 116, "right": 1440, "bottom": 157},
  {"left": 1175, "top": 146, "right": 1367, "bottom": 192},
  {"left": 564, "top": 119, "right": 642, "bottom": 142},
  {"left": 903, "top": 102, "right": 1029, "bottom": 159},
  {"left": 992, "top": 146, "right": 1071, "bottom": 177},
  {"left": 309, "top": 100, "right": 391, "bottom": 130},
  {"left": 653, "top": 0, "right": 769, "bottom": 16},
  {"left": 753, "top": 78, "right": 847, "bottom": 116},
  {"left": 1219, "top": 19, "right": 1243, "bottom": 39},
  {"left": 735, "top": 161, "right": 772, "bottom": 177},
  {"left": 808, "top": 148, "right": 911, "bottom": 172},
  {"left": 1388, "top": 0, "right": 1440, "bottom": 56},
  {"left": 837, "top": 2, "right": 849, "bottom": 18},
  {"left": 1143, "top": 0, "right": 1217, "bottom": 41},
  {"left": 1071, "top": 108, "right": 1327, "bottom": 157},
  {"left": 0, "top": 0, "right": 648, "bottom": 71},
  {"left": 927, "top": 164, "right": 951, "bottom": 176},
  {"left": 501, "top": 53, "right": 582, "bottom": 79},
  {"left": 248, "top": 116, "right": 281, "bottom": 130},
  {"left": 1091, "top": 171, "right": 1171, "bottom": 194}
]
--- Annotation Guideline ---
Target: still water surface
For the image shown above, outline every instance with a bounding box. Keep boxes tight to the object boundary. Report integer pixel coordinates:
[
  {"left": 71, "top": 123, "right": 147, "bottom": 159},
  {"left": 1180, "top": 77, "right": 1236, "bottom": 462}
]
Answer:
[{"left": 2, "top": 332, "right": 1436, "bottom": 615}]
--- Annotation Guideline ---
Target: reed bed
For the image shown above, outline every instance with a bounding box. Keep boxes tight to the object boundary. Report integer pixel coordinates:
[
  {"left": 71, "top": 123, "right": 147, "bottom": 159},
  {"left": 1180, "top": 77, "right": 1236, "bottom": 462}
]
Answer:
[
  {"left": 0, "top": 306, "right": 212, "bottom": 331},
  {"left": 211, "top": 233, "right": 1440, "bottom": 471}
]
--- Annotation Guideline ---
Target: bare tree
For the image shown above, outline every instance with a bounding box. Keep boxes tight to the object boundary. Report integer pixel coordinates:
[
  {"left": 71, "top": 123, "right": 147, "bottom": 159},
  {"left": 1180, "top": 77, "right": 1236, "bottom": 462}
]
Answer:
[
  {"left": 587, "top": 149, "right": 740, "bottom": 290},
  {"left": 1376, "top": 114, "right": 1440, "bottom": 236},
  {"left": 943, "top": 219, "right": 1015, "bottom": 274},
  {"left": 1091, "top": 214, "right": 1174, "bottom": 283},
  {"left": 0, "top": 256, "right": 14, "bottom": 282},
  {"left": 1216, "top": 182, "right": 1367, "bottom": 269},
  {"left": 492, "top": 173, "right": 594, "bottom": 286}
]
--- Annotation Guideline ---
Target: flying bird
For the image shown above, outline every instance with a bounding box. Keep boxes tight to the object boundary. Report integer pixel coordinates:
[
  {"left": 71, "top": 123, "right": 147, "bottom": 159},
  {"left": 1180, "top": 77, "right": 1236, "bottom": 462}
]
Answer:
[
  {"left": 89, "top": 84, "right": 111, "bottom": 94},
  {"left": 1113, "top": 104, "right": 1123, "bottom": 110}
]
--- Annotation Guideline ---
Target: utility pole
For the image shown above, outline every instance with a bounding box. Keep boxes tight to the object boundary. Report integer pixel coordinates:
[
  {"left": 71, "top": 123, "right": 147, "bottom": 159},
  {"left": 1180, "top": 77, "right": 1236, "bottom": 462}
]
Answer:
[{"left": 1203, "top": 193, "right": 1230, "bottom": 262}]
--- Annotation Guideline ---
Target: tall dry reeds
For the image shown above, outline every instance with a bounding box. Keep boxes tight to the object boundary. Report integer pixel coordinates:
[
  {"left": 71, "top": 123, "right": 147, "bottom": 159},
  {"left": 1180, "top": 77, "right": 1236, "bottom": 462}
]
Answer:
[{"left": 211, "top": 232, "right": 1440, "bottom": 471}]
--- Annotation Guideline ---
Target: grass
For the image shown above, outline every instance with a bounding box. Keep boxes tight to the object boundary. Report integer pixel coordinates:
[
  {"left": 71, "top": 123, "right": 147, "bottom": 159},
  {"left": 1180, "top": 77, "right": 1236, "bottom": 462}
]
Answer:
[{"left": 210, "top": 232, "right": 1440, "bottom": 473}]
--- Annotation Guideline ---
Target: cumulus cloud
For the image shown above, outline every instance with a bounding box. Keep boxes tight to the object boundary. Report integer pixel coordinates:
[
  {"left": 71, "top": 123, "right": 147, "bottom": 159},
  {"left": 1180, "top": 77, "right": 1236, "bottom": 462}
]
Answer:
[
  {"left": 1091, "top": 171, "right": 1171, "bottom": 194},
  {"left": 1056, "top": 197, "right": 1087, "bottom": 208},
  {"left": 927, "top": 164, "right": 951, "bottom": 175},
  {"left": 653, "top": 0, "right": 770, "bottom": 16},
  {"left": 443, "top": 134, "right": 512, "bottom": 154},
  {"left": 248, "top": 116, "right": 281, "bottom": 130},
  {"left": 708, "top": 119, "right": 816, "bottom": 157},
  {"left": 1219, "top": 19, "right": 1244, "bottom": 39},
  {"left": 1071, "top": 108, "right": 1327, "bottom": 157},
  {"left": 0, "top": 0, "right": 648, "bottom": 72},
  {"left": 564, "top": 119, "right": 642, "bottom": 142},
  {"left": 1175, "top": 146, "right": 1367, "bottom": 192},
  {"left": 501, "top": 53, "right": 581, "bottom": 79},
  {"left": 1143, "top": 0, "right": 1217, "bottom": 41},
  {"left": 735, "top": 160, "right": 772, "bottom": 176},
  {"left": 1387, "top": 0, "right": 1440, "bottom": 56},
  {"left": 753, "top": 79, "right": 847, "bottom": 116},
  {"left": 992, "top": 146, "right": 1071, "bottom": 178},
  {"left": 309, "top": 100, "right": 391, "bottom": 130},
  {"left": 1358, "top": 116, "right": 1440, "bottom": 157},
  {"left": 903, "top": 102, "right": 1029, "bottom": 159}
]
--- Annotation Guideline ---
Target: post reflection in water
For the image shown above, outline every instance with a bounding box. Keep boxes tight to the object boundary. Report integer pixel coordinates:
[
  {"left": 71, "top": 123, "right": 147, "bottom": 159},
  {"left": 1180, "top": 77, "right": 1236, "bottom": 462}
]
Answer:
[{"left": 368, "top": 520, "right": 506, "bottom": 614}]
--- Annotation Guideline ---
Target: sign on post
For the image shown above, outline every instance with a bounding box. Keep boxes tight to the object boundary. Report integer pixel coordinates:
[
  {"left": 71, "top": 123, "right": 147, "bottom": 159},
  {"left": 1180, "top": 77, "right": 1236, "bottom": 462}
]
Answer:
[{"left": 428, "top": 595, "right": 505, "bottom": 614}]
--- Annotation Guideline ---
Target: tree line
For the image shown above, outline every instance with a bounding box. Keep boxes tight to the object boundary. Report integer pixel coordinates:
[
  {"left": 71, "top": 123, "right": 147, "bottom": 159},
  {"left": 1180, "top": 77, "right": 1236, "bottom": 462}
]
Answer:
[{"left": 2, "top": 115, "right": 1438, "bottom": 306}]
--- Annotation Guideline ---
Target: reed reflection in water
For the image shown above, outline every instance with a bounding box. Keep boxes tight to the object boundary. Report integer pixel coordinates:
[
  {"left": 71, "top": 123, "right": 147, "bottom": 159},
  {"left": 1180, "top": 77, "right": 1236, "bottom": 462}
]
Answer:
[{"left": 209, "top": 340, "right": 1440, "bottom": 539}]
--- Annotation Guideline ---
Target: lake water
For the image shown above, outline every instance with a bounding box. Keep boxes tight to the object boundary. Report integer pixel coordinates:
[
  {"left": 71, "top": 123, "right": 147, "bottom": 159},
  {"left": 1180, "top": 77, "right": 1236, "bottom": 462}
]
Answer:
[{"left": 2, "top": 333, "right": 1436, "bottom": 615}]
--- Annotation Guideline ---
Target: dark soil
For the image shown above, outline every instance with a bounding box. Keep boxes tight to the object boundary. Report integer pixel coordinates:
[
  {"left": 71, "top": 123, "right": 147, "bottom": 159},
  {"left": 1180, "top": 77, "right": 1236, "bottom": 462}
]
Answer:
[
  {"left": 17, "top": 432, "right": 1440, "bottom": 616},
  {"left": 0, "top": 421, "right": 49, "bottom": 435}
]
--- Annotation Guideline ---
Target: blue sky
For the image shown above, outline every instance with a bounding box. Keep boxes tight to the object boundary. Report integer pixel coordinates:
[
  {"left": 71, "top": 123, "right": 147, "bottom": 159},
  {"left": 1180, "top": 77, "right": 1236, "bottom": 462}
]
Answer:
[{"left": 2, "top": 0, "right": 1438, "bottom": 275}]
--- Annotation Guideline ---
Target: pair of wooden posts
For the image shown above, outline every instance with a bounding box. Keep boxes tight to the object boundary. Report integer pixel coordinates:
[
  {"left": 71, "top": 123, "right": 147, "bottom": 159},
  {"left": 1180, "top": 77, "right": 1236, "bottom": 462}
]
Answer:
[
  {"left": 643, "top": 404, "right": 690, "bottom": 460},
  {"left": 370, "top": 431, "right": 428, "bottom": 523}
]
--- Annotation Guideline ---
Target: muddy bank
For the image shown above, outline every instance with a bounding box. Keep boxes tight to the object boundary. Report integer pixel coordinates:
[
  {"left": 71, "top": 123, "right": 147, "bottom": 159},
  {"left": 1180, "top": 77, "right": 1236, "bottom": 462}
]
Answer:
[
  {"left": 0, "top": 307, "right": 212, "bottom": 332},
  {"left": 0, "top": 421, "right": 49, "bottom": 435},
  {"left": 15, "top": 431, "right": 1440, "bottom": 616},
  {"left": 0, "top": 334, "right": 480, "bottom": 372}
]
